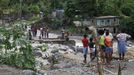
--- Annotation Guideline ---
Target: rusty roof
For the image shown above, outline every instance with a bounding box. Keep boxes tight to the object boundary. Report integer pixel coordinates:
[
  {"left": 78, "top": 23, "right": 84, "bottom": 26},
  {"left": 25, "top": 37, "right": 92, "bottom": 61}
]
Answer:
[{"left": 95, "top": 16, "right": 119, "bottom": 19}]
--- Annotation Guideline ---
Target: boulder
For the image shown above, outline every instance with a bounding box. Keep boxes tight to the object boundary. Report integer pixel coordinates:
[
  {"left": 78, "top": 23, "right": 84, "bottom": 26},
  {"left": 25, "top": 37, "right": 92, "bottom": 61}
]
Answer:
[
  {"left": 59, "top": 45, "right": 68, "bottom": 51},
  {"left": 76, "top": 46, "right": 83, "bottom": 53},
  {"left": 36, "top": 70, "right": 47, "bottom": 75},
  {"left": 51, "top": 49, "right": 59, "bottom": 53},
  {"left": 34, "top": 50, "right": 43, "bottom": 57},
  {"left": 35, "top": 57, "right": 50, "bottom": 70},
  {"left": 42, "top": 52, "right": 52, "bottom": 59},
  {"left": 21, "top": 70, "right": 35, "bottom": 75}
]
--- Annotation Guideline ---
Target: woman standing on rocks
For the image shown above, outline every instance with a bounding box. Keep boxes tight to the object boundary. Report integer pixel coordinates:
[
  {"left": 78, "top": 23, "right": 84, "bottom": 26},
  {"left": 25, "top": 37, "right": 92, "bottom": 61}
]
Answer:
[
  {"left": 116, "top": 30, "right": 131, "bottom": 61},
  {"left": 98, "top": 30, "right": 105, "bottom": 64},
  {"left": 104, "top": 31, "right": 113, "bottom": 65}
]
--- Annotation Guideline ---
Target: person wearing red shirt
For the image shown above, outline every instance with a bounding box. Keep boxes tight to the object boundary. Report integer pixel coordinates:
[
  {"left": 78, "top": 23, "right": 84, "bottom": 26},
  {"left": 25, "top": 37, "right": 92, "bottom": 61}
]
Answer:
[{"left": 82, "top": 34, "right": 89, "bottom": 63}]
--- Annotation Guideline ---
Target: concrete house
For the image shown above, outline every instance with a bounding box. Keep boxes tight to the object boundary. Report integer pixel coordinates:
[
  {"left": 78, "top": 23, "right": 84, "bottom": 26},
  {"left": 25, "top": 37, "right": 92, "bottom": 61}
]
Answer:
[
  {"left": 94, "top": 16, "right": 119, "bottom": 33},
  {"left": 74, "top": 16, "right": 120, "bottom": 33}
]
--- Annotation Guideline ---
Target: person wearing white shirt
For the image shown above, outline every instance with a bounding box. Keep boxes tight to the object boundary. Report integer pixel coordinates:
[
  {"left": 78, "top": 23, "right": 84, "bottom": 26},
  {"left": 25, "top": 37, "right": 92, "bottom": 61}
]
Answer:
[{"left": 36, "top": 28, "right": 41, "bottom": 39}]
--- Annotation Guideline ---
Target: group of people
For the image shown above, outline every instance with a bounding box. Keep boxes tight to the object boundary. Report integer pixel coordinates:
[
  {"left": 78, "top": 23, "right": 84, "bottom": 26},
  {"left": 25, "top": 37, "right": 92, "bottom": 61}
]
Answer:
[
  {"left": 28, "top": 26, "right": 49, "bottom": 40},
  {"left": 82, "top": 27, "right": 131, "bottom": 65}
]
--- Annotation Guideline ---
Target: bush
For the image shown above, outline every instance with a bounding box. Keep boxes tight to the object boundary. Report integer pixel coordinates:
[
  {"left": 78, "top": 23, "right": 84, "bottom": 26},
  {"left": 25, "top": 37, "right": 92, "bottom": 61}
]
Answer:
[
  {"left": 121, "top": 3, "right": 134, "bottom": 16},
  {"left": 29, "top": 5, "right": 40, "bottom": 14},
  {"left": 22, "top": 5, "right": 30, "bottom": 14},
  {"left": 120, "top": 18, "right": 134, "bottom": 38},
  {"left": 0, "top": 26, "right": 35, "bottom": 70}
]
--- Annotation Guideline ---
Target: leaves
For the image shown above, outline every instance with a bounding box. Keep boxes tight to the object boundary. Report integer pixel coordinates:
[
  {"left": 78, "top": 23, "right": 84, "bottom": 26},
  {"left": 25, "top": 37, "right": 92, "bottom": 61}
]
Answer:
[
  {"left": 120, "top": 17, "right": 134, "bottom": 38},
  {"left": 0, "top": 24, "right": 35, "bottom": 70}
]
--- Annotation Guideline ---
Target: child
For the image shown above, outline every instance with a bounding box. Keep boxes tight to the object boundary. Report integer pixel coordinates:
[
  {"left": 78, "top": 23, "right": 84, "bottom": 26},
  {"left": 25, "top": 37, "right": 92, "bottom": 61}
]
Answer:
[
  {"left": 105, "top": 31, "right": 113, "bottom": 65},
  {"left": 82, "top": 34, "right": 89, "bottom": 63},
  {"left": 89, "top": 38, "right": 95, "bottom": 61}
]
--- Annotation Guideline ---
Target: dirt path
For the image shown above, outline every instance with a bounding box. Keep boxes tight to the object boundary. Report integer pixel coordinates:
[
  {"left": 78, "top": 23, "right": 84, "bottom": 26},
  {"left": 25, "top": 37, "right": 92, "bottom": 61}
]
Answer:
[{"left": 0, "top": 65, "right": 22, "bottom": 75}]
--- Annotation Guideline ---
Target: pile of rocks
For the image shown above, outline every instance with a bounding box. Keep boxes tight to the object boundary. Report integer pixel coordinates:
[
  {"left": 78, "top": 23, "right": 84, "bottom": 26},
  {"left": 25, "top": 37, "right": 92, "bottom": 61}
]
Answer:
[{"left": 31, "top": 42, "right": 76, "bottom": 75}]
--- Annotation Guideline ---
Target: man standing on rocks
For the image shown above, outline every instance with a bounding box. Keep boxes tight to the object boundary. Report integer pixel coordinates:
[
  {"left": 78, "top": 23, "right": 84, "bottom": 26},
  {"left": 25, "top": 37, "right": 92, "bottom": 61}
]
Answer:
[
  {"left": 82, "top": 34, "right": 89, "bottom": 63},
  {"left": 46, "top": 27, "right": 49, "bottom": 38}
]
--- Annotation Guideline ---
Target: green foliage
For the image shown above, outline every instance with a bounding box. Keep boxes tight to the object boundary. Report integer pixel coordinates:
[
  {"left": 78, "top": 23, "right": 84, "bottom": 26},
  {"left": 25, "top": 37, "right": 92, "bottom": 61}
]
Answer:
[
  {"left": 29, "top": 4, "right": 40, "bottom": 14},
  {"left": 120, "top": 17, "right": 134, "bottom": 38},
  {"left": 11, "top": 4, "right": 21, "bottom": 13},
  {"left": 64, "top": 0, "right": 75, "bottom": 18},
  {"left": 0, "top": 0, "right": 10, "bottom": 9},
  {"left": 0, "top": 25, "right": 35, "bottom": 70},
  {"left": 74, "top": 0, "right": 97, "bottom": 17},
  {"left": 1, "top": 0, "right": 134, "bottom": 37},
  {"left": 121, "top": 3, "right": 134, "bottom": 16},
  {"left": 38, "top": 0, "right": 51, "bottom": 17},
  {"left": 66, "top": 26, "right": 76, "bottom": 33},
  {"left": 22, "top": 4, "right": 30, "bottom": 14},
  {"left": 49, "top": 16, "right": 64, "bottom": 29}
]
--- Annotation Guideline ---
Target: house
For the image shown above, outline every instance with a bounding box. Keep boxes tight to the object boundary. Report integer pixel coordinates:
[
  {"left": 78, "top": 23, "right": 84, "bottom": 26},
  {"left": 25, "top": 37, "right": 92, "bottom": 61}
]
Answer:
[
  {"left": 73, "top": 16, "right": 120, "bottom": 33},
  {"left": 94, "top": 16, "right": 119, "bottom": 33}
]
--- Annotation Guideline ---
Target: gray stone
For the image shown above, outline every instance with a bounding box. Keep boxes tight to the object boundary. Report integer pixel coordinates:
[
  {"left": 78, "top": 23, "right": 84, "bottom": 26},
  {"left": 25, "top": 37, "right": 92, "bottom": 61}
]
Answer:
[
  {"left": 36, "top": 73, "right": 42, "bottom": 75},
  {"left": 63, "top": 63, "right": 72, "bottom": 68},
  {"left": 37, "top": 70, "right": 46, "bottom": 75},
  {"left": 42, "top": 52, "right": 50, "bottom": 59},
  {"left": 76, "top": 46, "right": 83, "bottom": 53},
  {"left": 53, "top": 52, "right": 62, "bottom": 60},
  {"left": 37, "top": 74, "right": 42, "bottom": 75},
  {"left": 21, "top": 70, "right": 35, "bottom": 75},
  {"left": 51, "top": 49, "right": 59, "bottom": 53},
  {"left": 68, "top": 46, "right": 75, "bottom": 51},
  {"left": 34, "top": 50, "right": 43, "bottom": 57},
  {"left": 52, "top": 64, "right": 61, "bottom": 69},
  {"left": 59, "top": 46, "right": 67, "bottom": 51}
]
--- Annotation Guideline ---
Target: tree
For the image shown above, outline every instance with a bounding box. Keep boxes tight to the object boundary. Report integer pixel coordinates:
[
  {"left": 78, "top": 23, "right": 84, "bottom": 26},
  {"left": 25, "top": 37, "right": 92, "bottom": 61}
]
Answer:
[
  {"left": 0, "top": 0, "right": 10, "bottom": 9},
  {"left": 74, "top": 0, "right": 97, "bottom": 17},
  {"left": 121, "top": 3, "right": 134, "bottom": 16},
  {"left": 120, "top": 17, "right": 134, "bottom": 38},
  {"left": 29, "top": 5, "right": 40, "bottom": 14},
  {"left": 64, "top": 0, "right": 76, "bottom": 26}
]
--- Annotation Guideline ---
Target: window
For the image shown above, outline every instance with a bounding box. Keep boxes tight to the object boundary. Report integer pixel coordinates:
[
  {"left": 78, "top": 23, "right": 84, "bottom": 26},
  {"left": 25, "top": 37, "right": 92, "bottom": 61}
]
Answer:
[
  {"left": 107, "top": 20, "right": 110, "bottom": 23},
  {"left": 101, "top": 20, "right": 105, "bottom": 25},
  {"left": 106, "top": 19, "right": 110, "bottom": 25},
  {"left": 97, "top": 20, "right": 101, "bottom": 26}
]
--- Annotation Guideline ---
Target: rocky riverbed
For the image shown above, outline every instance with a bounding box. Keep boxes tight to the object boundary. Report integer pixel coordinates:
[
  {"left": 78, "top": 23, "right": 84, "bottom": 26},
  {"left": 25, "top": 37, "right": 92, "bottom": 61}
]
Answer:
[{"left": 0, "top": 40, "right": 134, "bottom": 75}]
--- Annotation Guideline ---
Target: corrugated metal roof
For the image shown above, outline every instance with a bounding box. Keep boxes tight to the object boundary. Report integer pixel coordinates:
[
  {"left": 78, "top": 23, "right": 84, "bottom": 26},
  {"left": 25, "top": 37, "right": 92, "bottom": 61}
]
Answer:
[{"left": 95, "top": 16, "right": 118, "bottom": 19}]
